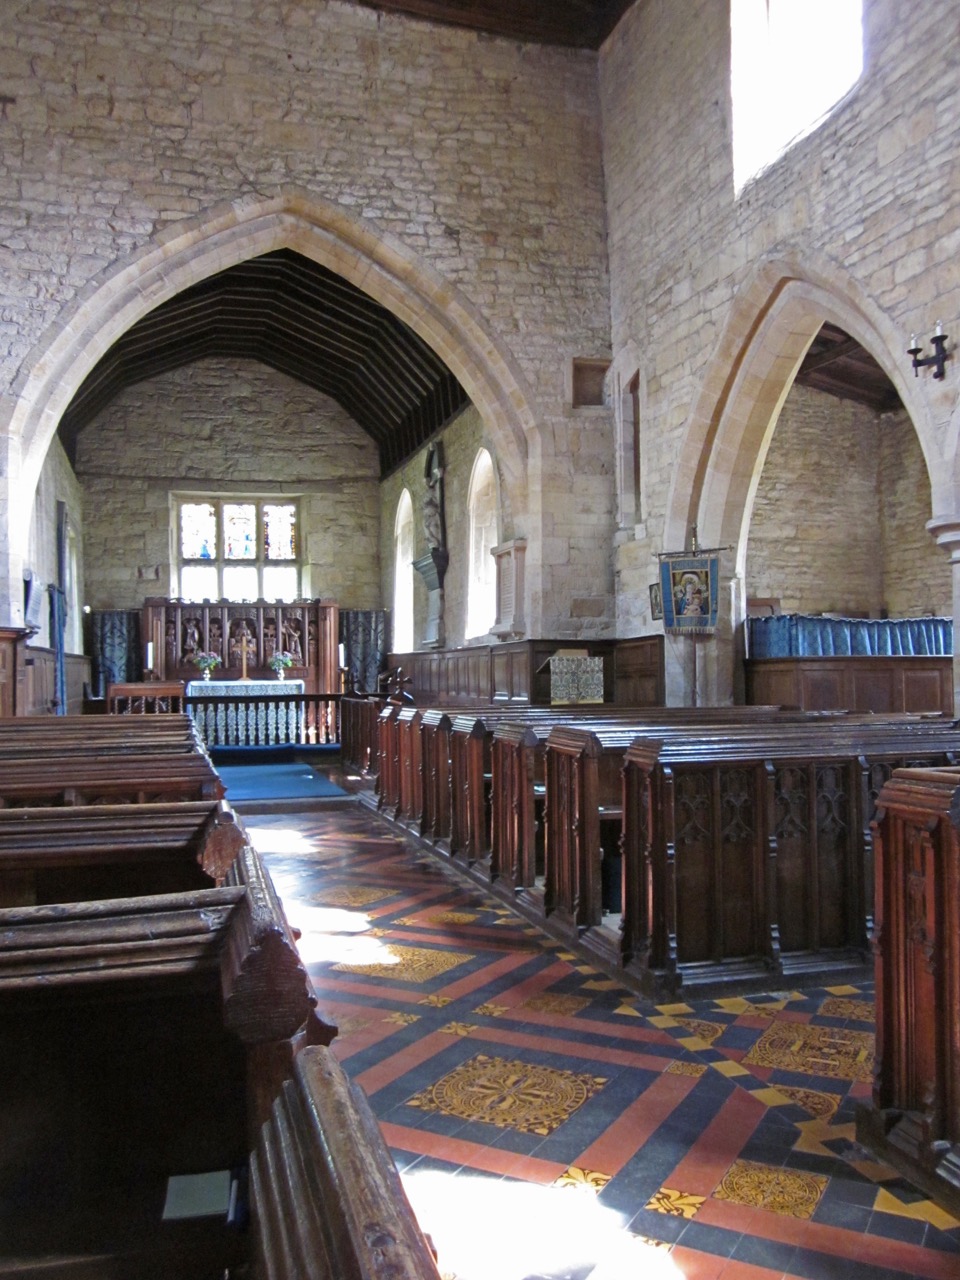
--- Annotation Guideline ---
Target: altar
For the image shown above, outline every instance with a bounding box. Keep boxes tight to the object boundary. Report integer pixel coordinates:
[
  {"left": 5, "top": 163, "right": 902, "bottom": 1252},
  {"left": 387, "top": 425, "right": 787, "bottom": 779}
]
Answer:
[{"left": 186, "top": 678, "right": 306, "bottom": 746}]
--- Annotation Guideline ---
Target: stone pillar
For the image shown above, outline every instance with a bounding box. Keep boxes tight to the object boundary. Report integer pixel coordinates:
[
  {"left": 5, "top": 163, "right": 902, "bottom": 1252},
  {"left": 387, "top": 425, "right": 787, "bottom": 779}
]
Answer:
[
  {"left": 926, "top": 515, "right": 960, "bottom": 715},
  {"left": 0, "top": 425, "right": 24, "bottom": 630}
]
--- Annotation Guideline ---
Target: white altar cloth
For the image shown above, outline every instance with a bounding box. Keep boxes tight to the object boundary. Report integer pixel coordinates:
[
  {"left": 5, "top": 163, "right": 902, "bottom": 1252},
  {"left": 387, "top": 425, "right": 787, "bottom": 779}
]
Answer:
[{"left": 186, "top": 679, "right": 305, "bottom": 746}]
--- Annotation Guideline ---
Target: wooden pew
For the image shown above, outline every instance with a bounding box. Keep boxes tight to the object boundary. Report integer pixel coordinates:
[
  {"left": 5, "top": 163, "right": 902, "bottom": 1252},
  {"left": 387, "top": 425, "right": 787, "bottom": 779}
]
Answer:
[
  {"left": 613, "top": 717, "right": 960, "bottom": 996},
  {"left": 340, "top": 694, "right": 386, "bottom": 776},
  {"left": 106, "top": 680, "right": 187, "bottom": 713},
  {"left": 856, "top": 766, "right": 960, "bottom": 1219},
  {"left": 0, "top": 836, "right": 440, "bottom": 1278},
  {"left": 420, "top": 709, "right": 453, "bottom": 847},
  {"left": 252, "top": 1046, "right": 441, "bottom": 1280},
  {"left": 0, "top": 751, "right": 224, "bottom": 808},
  {"left": 0, "top": 799, "right": 245, "bottom": 907},
  {"left": 0, "top": 713, "right": 203, "bottom": 757}
]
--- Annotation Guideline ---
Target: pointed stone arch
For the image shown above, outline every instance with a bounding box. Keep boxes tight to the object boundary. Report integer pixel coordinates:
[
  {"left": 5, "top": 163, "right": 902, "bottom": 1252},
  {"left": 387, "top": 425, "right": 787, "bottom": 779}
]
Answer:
[
  {"left": 5, "top": 188, "right": 536, "bottom": 559},
  {"left": 662, "top": 250, "right": 947, "bottom": 704},
  {"left": 665, "top": 251, "right": 943, "bottom": 566}
]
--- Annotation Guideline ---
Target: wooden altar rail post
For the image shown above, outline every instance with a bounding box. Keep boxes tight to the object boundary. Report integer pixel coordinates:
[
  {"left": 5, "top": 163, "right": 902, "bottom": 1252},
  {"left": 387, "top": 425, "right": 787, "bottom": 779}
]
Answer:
[{"left": 856, "top": 766, "right": 960, "bottom": 1218}]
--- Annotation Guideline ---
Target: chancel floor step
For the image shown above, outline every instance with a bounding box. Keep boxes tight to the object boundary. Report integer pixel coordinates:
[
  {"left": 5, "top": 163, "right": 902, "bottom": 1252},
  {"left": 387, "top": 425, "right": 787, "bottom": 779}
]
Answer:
[{"left": 245, "top": 805, "right": 960, "bottom": 1280}]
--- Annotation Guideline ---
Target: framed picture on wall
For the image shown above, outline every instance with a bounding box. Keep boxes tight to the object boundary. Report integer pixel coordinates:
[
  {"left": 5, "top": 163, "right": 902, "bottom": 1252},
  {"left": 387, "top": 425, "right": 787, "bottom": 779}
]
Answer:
[{"left": 649, "top": 581, "right": 663, "bottom": 620}]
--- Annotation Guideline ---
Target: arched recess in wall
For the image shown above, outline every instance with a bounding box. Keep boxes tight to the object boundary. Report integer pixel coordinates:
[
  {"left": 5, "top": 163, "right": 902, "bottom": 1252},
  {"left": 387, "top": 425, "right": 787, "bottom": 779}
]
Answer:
[
  {"left": 5, "top": 189, "right": 537, "bottom": 561},
  {"left": 664, "top": 258, "right": 947, "bottom": 587}
]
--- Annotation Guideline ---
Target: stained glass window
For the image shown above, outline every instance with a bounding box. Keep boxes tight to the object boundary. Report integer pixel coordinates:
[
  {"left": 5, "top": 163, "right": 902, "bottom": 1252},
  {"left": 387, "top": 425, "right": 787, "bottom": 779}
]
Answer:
[
  {"left": 224, "top": 504, "right": 257, "bottom": 560},
  {"left": 181, "top": 503, "right": 216, "bottom": 560},
  {"left": 177, "top": 498, "right": 301, "bottom": 601},
  {"left": 264, "top": 504, "right": 297, "bottom": 560}
]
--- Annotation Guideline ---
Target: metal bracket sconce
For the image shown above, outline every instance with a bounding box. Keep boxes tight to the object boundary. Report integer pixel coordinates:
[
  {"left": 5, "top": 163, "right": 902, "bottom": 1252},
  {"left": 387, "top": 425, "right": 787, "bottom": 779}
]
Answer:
[{"left": 908, "top": 323, "right": 950, "bottom": 379}]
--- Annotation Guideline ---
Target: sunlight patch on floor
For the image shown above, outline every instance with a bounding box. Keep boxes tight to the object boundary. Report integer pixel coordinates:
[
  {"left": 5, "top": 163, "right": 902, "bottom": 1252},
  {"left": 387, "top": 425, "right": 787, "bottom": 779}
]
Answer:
[{"left": 401, "top": 1169, "right": 683, "bottom": 1280}]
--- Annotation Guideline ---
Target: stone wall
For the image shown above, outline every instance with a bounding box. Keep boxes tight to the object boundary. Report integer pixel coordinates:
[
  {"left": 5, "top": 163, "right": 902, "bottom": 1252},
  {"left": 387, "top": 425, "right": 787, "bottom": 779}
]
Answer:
[
  {"left": 75, "top": 357, "right": 381, "bottom": 611},
  {"left": 748, "top": 386, "right": 883, "bottom": 616},
  {"left": 601, "top": 2, "right": 960, "bottom": 695},
  {"left": 2, "top": 0, "right": 617, "bottom": 637},
  {"left": 879, "top": 408, "right": 951, "bottom": 617},
  {"left": 748, "top": 387, "right": 949, "bottom": 617}
]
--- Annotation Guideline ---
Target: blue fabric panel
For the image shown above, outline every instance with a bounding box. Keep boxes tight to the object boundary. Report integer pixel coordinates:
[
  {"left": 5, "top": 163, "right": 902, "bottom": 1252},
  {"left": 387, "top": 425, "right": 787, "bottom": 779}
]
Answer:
[{"left": 748, "top": 615, "right": 953, "bottom": 658}]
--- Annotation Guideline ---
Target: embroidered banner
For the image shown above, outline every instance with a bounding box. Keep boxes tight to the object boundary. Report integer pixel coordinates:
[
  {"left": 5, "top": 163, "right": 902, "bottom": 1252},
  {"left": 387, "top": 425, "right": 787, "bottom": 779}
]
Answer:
[{"left": 659, "top": 554, "right": 720, "bottom": 635}]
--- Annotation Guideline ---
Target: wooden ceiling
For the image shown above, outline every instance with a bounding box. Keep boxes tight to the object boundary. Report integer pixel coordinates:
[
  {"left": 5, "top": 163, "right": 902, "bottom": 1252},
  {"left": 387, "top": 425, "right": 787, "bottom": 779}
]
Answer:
[
  {"left": 344, "top": 0, "right": 637, "bottom": 49},
  {"left": 58, "top": 250, "right": 469, "bottom": 478},
  {"left": 795, "top": 323, "right": 902, "bottom": 415}
]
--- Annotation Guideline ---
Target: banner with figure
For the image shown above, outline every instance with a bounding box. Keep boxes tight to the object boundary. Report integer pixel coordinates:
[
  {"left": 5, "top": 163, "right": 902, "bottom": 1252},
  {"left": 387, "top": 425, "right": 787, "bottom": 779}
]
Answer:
[{"left": 659, "top": 553, "right": 720, "bottom": 635}]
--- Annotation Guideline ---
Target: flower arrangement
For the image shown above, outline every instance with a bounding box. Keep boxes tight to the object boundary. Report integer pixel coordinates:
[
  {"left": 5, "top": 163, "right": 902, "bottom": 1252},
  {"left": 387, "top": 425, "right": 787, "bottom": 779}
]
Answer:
[
  {"left": 268, "top": 650, "right": 295, "bottom": 673},
  {"left": 192, "top": 650, "right": 222, "bottom": 675}
]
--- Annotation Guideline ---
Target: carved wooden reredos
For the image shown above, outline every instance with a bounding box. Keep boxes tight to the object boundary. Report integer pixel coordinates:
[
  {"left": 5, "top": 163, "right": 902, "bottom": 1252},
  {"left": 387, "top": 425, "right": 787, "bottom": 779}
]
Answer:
[{"left": 142, "top": 597, "right": 340, "bottom": 695}]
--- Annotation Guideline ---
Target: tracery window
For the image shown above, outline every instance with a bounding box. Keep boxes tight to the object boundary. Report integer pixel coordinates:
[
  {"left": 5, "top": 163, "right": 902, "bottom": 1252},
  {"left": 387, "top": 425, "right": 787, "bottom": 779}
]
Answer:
[
  {"left": 393, "top": 490, "right": 415, "bottom": 652},
  {"left": 465, "top": 449, "right": 498, "bottom": 640},
  {"left": 731, "top": 0, "right": 863, "bottom": 193},
  {"left": 176, "top": 498, "right": 300, "bottom": 602}
]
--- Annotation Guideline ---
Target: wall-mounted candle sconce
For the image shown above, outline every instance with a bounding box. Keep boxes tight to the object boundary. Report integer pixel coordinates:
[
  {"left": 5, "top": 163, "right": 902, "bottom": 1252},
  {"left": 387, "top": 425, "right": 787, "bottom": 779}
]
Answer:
[{"left": 908, "top": 322, "right": 950, "bottom": 379}]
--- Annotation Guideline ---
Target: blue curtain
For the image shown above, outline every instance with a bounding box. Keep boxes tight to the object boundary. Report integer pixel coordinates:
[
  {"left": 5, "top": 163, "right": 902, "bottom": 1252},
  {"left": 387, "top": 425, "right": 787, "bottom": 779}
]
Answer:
[
  {"left": 748, "top": 614, "right": 953, "bottom": 659},
  {"left": 86, "top": 610, "right": 142, "bottom": 698},
  {"left": 48, "top": 586, "right": 67, "bottom": 715},
  {"left": 340, "top": 610, "right": 390, "bottom": 694}
]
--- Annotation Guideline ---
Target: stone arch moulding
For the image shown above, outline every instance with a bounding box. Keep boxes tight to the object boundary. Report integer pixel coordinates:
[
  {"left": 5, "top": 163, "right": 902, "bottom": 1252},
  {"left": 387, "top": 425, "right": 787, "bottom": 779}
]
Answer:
[
  {"left": 663, "top": 254, "right": 946, "bottom": 573},
  {"left": 8, "top": 188, "right": 536, "bottom": 558}
]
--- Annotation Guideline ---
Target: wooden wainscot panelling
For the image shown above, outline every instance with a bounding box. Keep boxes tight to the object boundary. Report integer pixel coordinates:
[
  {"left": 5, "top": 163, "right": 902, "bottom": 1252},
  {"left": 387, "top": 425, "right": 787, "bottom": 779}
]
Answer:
[
  {"left": 857, "top": 767, "right": 960, "bottom": 1219},
  {"left": 390, "top": 636, "right": 663, "bottom": 708},
  {"left": 0, "top": 628, "right": 29, "bottom": 716},
  {"left": 746, "top": 657, "right": 953, "bottom": 715}
]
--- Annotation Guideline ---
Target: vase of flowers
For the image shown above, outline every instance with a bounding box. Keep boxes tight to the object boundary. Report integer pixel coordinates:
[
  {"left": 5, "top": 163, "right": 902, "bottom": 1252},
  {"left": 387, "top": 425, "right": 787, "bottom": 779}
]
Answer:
[
  {"left": 269, "top": 650, "right": 294, "bottom": 680},
  {"left": 192, "top": 651, "right": 222, "bottom": 680}
]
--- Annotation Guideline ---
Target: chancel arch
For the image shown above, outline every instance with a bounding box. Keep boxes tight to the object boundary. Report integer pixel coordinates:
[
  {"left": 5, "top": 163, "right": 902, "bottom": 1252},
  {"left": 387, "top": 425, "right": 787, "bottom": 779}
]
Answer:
[{"left": 0, "top": 191, "right": 540, "bottom": 629}]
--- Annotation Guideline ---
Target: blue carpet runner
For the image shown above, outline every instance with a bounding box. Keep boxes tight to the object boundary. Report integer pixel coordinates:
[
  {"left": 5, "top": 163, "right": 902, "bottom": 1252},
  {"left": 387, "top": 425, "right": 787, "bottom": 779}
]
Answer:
[{"left": 215, "top": 763, "right": 346, "bottom": 802}]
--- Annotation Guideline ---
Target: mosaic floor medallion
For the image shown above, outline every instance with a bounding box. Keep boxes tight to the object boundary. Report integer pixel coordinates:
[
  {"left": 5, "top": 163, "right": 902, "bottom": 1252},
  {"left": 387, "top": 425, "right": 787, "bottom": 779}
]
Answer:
[
  {"left": 818, "top": 996, "right": 875, "bottom": 1022},
  {"left": 521, "top": 993, "right": 591, "bottom": 1017},
  {"left": 407, "top": 1053, "right": 607, "bottom": 1135},
  {"left": 673, "top": 1017, "right": 726, "bottom": 1045},
  {"left": 332, "top": 944, "right": 474, "bottom": 983},
  {"left": 772, "top": 1084, "right": 841, "bottom": 1121},
  {"left": 310, "top": 885, "right": 391, "bottom": 907},
  {"left": 428, "top": 910, "right": 479, "bottom": 925},
  {"left": 714, "top": 1158, "right": 828, "bottom": 1219},
  {"left": 742, "top": 1022, "right": 874, "bottom": 1081}
]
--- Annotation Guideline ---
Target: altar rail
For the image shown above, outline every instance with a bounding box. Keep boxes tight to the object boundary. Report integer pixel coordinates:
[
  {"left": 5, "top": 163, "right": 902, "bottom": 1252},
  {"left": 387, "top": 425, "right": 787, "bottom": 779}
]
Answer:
[{"left": 186, "top": 692, "right": 341, "bottom": 748}]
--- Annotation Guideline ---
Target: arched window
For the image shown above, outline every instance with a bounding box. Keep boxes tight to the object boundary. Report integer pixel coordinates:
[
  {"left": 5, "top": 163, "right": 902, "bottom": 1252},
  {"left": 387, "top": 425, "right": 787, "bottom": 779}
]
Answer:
[
  {"left": 731, "top": 0, "right": 862, "bottom": 193},
  {"left": 465, "top": 450, "right": 498, "bottom": 639},
  {"left": 393, "top": 490, "right": 415, "bottom": 652}
]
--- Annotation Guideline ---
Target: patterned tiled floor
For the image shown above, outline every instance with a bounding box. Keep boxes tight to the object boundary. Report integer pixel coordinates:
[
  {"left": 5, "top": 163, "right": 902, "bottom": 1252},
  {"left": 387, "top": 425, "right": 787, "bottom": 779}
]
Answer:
[{"left": 245, "top": 802, "right": 960, "bottom": 1280}]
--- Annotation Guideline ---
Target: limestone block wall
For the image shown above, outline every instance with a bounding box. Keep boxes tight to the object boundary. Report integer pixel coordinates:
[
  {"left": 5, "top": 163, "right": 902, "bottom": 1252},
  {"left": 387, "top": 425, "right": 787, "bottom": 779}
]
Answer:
[
  {"left": 75, "top": 357, "right": 381, "bottom": 611},
  {"left": 879, "top": 409, "right": 951, "bottom": 618},
  {"left": 748, "top": 387, "right": 949, "bottom": 617},
  {"left": 601, "top": 2, "right": 960, "bottom": 690},
  {"left": 1, "top": 0, "right": 617, "bottom": 636},
  {"left": 747, "top": 386, "right": 884, "bottom": 616},
  {"left": 26, "top": 436, "right": 85, "bottom": 652}
]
